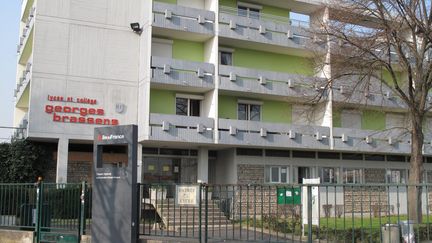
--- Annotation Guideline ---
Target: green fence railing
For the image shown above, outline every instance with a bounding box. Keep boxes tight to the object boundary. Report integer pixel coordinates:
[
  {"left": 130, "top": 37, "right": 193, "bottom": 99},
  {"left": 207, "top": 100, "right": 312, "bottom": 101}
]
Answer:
[{"left": 0, "top": 181, "right": 91, "bottom": 243}]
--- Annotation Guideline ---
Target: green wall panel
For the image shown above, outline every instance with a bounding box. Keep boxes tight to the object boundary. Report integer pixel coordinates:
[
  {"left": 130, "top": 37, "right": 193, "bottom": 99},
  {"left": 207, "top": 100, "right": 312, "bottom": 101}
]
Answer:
[
  {"left": 262, "top": 5, "right": 289, "bottom": 18},
  {"left": 362, "top": 110, "right": 385, "bottom": 130},
  {"left": 154, "top": 0, "right": 177, "bottom": 4},
  {"left": 333, "top": 109, "right": 341, "bottom": 128},
  {"left": 218, "top": 95, "right": 237, "bottom": 119},
  {"left": 172, "top": 39, "right": 204, "bottom": 62},
  {"left": 262, "top": 100, "right": 291, "bottom": 124},
  {"left": 220, "top": 0, "right": 236, "bottom": 8},
  {"left": 234, "top": 48, "right": 313, "bottom": 76},
  {"left": 150, "top": 89, "right": 176, "bottom": 114}
]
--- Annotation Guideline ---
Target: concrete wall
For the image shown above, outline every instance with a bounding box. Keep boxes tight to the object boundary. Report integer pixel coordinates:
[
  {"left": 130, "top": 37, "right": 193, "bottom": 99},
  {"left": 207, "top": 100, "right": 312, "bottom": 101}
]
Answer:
[
  {"left": 0, "top": 230, "right": 33, "bottom": 243},
  {"left": 28, "top": 0, "right": 142, "bottom": 140}
]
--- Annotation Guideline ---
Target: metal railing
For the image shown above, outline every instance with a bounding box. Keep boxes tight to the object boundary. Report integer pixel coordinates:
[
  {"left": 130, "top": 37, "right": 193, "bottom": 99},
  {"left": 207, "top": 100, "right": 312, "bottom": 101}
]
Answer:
[
  {"left": 140, "top": 183, "right": 432, "bottom": 243},
  {"left": 4, "top": 182, "right": 432, "bottom": 242},
  {"left": 0, "top": 181, "right": 91, "bottom": 243}
]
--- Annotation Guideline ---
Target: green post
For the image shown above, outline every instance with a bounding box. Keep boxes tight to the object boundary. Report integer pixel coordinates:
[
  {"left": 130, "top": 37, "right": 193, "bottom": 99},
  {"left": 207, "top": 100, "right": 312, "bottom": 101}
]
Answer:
[
  {"left": 79, "top": 181, "right": 87, "bottom": 241},
  {"left": 204, "top": 184, "right": 208, "bottom": 243},
  {"left": 199, "top": 183, "right": 202, "bottom": 243},
  {"left": 35, "top": 178, "right": 43, "bottom": 243}
]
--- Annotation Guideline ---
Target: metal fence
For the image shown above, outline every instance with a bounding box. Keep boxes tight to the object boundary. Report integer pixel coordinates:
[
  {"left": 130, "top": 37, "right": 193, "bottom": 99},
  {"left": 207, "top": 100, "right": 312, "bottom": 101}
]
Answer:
[
  {"left": 140, "top": 183, "right": 432, "bottom": 243},
  {"left": 0, "top": 181, "right": 91, "bottom": 243},
  {"left": 3, "top": 182, "right": 432, "bottom": 242}
]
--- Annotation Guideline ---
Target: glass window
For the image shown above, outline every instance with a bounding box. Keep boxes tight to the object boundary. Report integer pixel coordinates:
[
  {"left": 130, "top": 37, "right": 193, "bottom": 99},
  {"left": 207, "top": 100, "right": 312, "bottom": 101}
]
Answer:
[
  {"left": 250, "top": 104, "right": 261, "bottom": 121},
  {"left": 268, "top": 166, "right": 289, "bottom": 183},
  {"left": 238, "top": 103, "right": 248, "bottom": 120},
  {"left": 238, "top": 103, "right": 261, "bottom": 121},
  {"left": 321, "top": 167, "right": 339, "bottom": 183},
  {"left": 176, "top": 97, "right": 200, "bottom": 117},
  {"left": 343, "top": 168, "right": 362, "bottom": 184},
  {"left": 190, "top": 99, "right": 200, "bottom": 117},
  {"left": 220, "top": 51, "right": 232, "bottom": 65},
  {"left": 237, "top": 5, "right": 260, "bottom": 19},
  {"left": 386, "top": 169, "right": 407, "bottom": 184},
  {"left": 176, "top": 98, "right": 188, "bottom": 116}
]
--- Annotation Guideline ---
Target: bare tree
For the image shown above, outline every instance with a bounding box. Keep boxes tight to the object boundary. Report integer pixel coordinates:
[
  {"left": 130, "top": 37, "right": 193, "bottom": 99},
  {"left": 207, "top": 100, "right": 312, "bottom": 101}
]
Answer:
[{"left": 311, "top": 0, "right": 432, "bottom": 222}]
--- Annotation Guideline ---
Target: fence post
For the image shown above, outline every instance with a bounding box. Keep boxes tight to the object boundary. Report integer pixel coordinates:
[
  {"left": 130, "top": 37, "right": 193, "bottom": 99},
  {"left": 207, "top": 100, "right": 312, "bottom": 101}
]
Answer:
[
  {"left": 79, "top": 181, "right": 87, "bottom": 240},
  {"left": 199, "top": 183, "right": 202, "bottom": 243},
  {"left": 204, "top": 184, "right": 208, "bottom": 243},
  {"left": 307, "top": 185, "right": 313, "bottom": 243},
  {"left": 35, "top": 177, "right": 43, "bottom": 243}
]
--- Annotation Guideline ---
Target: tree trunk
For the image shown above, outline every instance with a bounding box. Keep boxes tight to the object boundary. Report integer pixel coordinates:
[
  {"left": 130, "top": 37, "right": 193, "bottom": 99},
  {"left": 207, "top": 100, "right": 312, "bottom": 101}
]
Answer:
[{"left": 408, "top": 112, "right": 424, "bottom": 223}]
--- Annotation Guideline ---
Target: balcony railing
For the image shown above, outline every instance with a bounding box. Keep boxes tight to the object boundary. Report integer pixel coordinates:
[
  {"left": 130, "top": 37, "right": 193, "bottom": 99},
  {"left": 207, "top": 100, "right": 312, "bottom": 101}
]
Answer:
[
  {"left": 218, "top": 118, "right": 330, "bottom": 149},
  {"left": 151, "top": 56, "right": 214, "bottom": 90},
  {"left": 333, "top": 127, "right": 411, "bottom": 154},
  {"left": 17, "top": 5, "right": 35, "bottom": 58},
  {"left": 218, "top": 6, "right": 312, "bottom": 49},
  {"left": 152, "top": 2, "right": 215, "bottom": 35},
  {"left": 149, "top": 113, "right": 214, "bottom": 144},
  {"left": 13, "top": 113, "right": 29, "bottom": 140},
  {"left": 219, "top": 65, "right": 325, "bottom": 99},
  {"left": 14, "top": 61, "right": 32, "bottom": 102}
]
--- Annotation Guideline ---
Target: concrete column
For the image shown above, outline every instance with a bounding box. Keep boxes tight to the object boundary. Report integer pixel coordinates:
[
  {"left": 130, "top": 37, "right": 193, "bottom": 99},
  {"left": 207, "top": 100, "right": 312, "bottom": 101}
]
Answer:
[
  {"left": 197, "top": 147, "right": 209, "bottom": 183},
  {"left": 56, "top": 137, "right": 69, "bottom": 183},
  {"left": 137, "top": 144, "right": 143, "bottom": 183}
]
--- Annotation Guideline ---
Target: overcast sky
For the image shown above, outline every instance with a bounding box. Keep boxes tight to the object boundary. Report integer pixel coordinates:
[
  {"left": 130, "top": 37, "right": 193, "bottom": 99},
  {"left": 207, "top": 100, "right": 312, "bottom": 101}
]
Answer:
[{"left": 0, "top": 1, "right": 21, "bottom": 142}]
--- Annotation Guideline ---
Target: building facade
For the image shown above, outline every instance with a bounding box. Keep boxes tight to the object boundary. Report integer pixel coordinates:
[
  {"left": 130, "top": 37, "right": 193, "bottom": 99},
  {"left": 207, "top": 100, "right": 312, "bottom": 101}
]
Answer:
[{"left": 13, "top": 0, "right": 432, "bottom": 185}]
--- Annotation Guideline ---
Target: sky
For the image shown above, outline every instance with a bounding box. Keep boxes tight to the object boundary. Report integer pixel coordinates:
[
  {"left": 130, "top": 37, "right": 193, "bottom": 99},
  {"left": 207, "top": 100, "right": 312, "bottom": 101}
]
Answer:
[{"left": 0, "top": 1, "right": 20, "bottom": 142}]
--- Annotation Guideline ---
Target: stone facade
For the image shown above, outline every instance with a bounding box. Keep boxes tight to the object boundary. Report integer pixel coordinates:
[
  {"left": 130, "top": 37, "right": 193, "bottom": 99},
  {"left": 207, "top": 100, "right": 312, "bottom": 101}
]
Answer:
[
  {"left": 237, "top": 164, "right": 264, "bottom": 184},
  {"left": 67, "top": 161, "right": 92, "bottom": 183},
  {"left": 364, "top": 168, "right": 386, "bottom": 183}
]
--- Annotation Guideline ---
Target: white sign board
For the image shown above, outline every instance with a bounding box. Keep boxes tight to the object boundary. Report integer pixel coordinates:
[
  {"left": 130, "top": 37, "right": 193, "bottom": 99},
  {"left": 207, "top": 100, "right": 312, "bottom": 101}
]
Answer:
[
  {"left": 176, "top": 185, "right": 200, "bottom": 206},
  {"left": 302, "top": 178, "right": 320, "bottom": 227}
]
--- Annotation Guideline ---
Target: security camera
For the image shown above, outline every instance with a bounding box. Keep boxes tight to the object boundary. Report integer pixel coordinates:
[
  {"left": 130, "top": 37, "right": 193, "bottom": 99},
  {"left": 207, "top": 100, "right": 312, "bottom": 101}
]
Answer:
[{"left": 130, "top": 22, "right": 142, "bottom": 35}]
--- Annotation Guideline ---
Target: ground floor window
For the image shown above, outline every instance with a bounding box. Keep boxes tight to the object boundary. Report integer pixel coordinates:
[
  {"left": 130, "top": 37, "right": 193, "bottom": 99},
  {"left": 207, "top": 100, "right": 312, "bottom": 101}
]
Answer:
[
  {"left": 386, "top": 169, "right": 407, "bottom": 184},
  {"left": 265, "top": 166, "right": 289, "bottom": 183},
  {"left": 320, "top": 167, "right": 339, "bottom": 184},
  {"left": 343, "top": 168, "right": 363, "bottom": 184}
]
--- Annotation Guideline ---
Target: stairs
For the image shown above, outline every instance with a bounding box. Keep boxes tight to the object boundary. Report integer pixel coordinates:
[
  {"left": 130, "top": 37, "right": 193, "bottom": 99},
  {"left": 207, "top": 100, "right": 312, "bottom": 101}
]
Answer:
[{"left": 151, "top": 198, "right": 232, "bottom": 231}]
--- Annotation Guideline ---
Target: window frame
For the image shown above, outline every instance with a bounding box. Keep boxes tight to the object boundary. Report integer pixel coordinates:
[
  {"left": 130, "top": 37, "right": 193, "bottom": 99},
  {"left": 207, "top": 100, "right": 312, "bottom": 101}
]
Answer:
[
  {"left": 343, "top": 168, "right": 363, "bottom": 184},
  {"left": 320, "top": 167, "right": 339, "bottom": 184},
  {"left": 268, "top": 166, "right": 289, "bottom": 184},
  {"left": 237, "top": 100, "right": 262, "bottom": 121},
  {"left": 175, "top": 94, "right": 203, "bottom": 117},
  {"left": 237, "top": 2, "right": 262, "bottom": 19}
]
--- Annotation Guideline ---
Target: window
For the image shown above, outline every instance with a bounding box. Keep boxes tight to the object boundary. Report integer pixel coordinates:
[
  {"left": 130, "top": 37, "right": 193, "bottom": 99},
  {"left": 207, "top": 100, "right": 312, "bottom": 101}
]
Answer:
[
  {"left": 343, "top": 168, "right": 363, "bottom": 184},
  {"left": 220, "top": 51, "right": 232, "bottom": 65},
  {"left": 238, "top": 103, "right": 261, "bottom": 121},
  {"left": 321, "top": 167, "right": 339, "bottom": 183},
  {"left": 237, "top": 5, "right": 260, "bottom": 19},
  {"left": 176, "top": 97, "right": 200, "bottom": 116},
  {"left": 386, "top": 169, "right": 406, "bottom": 183},
  {"left": 266, "top": 166, "right": 289, "bottom": 183},
  {"left": 236, "top": 148, "right": 263, "bottom": 156}
]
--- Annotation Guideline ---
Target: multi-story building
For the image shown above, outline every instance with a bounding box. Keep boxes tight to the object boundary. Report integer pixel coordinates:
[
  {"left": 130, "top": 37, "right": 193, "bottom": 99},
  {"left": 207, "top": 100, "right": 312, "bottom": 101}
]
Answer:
[{"left": 13, "top": 0, "right": 432, "bottom": 186}]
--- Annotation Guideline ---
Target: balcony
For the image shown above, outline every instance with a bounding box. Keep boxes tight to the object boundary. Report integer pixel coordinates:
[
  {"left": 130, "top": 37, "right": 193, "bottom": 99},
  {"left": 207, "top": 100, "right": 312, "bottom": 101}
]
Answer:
[
  {"left": 152, "top": 2, "right": 215, "bottom": 37},
  {"left": 333, "top": 127, "right": 411, "bottom": 154},
  {"left": 219, "top": 65, "right": 324, "bottom": 100},
  {"left": 17, "top": 5, "right": 35, "bottom": 64},
  {"left": 149, "top": 113, "right": 214, "bottom": 144},
  {"left": 332, "top": 79, "right": 407, "bottom": 109},
  {"left": 218, "top": 119, "right": 330, "bottom": 149},
  {"left": 13, "top": 113, "right": 28, "bottom": 140},
  {"left": 218, "top": 6, "right": 312, "bottom": 50},
  {"left": 151, "top": 56, "right": 214, "bottom": 91},
  {"left": 14, "top": 62, "right": 32, "bottom": 103}
]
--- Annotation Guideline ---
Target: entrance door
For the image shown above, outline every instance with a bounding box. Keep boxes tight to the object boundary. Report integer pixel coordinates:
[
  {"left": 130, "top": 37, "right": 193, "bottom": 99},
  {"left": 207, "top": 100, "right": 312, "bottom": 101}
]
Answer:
[
  {"left": 142, "top": 157, "right": 180, "bottom": 183},
  {"left": 298, "top": 167, "right": 311, "bottom": 183}
]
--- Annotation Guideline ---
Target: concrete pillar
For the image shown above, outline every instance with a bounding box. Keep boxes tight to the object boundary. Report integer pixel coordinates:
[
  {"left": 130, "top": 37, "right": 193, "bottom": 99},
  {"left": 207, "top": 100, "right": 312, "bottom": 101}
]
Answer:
[
  {"left": 137, "top": 144, "right": 143, "bottom": 183},
  {"left": 197, "top": 147, "right": 209, "bottom": 183},
  {"left": 56, "top": 137, "right": 69, "bottom": 183}
]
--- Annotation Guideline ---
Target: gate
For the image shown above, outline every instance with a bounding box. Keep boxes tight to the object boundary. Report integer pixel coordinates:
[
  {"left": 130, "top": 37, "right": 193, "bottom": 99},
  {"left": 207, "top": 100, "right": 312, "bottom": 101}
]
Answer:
[{"left": 0, "top": 180, "right": 90, "bottom": 243}]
